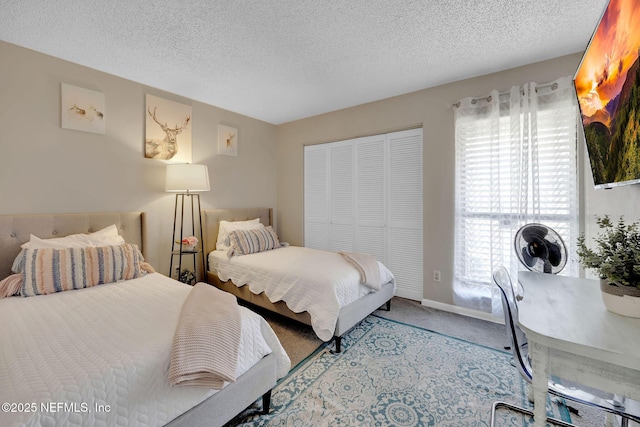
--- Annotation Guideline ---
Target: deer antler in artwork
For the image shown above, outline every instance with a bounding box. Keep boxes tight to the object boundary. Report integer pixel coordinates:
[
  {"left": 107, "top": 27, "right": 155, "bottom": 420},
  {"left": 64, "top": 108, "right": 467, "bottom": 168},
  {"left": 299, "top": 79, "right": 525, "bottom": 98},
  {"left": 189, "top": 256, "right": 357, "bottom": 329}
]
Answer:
[{"left": 148, "top": 107, "right": 191, "bottom": 135}]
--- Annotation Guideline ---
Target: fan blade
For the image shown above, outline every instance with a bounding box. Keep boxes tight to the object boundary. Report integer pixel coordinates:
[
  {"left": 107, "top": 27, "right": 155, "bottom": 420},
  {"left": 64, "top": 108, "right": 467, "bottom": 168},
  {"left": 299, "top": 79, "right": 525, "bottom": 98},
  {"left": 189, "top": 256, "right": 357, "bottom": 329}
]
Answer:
[
  {"left": 521, "top": 247, "right": 537, "bottom": 267},
  {"left": 526, "top": 236, "right": 549, "bottom": 259},
  {"left": 521, "top": 225, "right": 548, "bottom": 243},
  {"left": 546, "top": 242, "right": 563, "bottom": 267}
]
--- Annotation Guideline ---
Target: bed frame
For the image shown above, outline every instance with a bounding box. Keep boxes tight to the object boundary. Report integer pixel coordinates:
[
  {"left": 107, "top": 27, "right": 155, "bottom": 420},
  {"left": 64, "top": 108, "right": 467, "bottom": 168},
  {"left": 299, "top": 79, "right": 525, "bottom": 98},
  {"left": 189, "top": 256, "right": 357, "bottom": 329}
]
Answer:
[
  {"left": 203, "top": 207, "right": 395, "bottom": 352},
  {"left": 0, "top": 211, "right": 277, "bottom": 427}
]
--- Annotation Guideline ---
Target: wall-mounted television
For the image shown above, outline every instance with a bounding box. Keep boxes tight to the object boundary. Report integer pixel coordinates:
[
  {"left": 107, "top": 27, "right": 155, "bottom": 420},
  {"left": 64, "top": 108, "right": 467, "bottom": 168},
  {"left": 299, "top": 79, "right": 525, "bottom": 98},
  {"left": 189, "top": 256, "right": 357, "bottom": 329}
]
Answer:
[{"left": 574, "top": 0, "right": 640, "bottom": 189}]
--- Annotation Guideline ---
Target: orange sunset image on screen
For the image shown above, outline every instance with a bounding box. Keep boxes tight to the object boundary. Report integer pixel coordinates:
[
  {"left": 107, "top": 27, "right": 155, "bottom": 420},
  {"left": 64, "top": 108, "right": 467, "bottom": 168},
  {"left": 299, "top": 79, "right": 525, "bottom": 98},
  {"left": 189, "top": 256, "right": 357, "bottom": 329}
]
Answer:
[{"left": 574, "top": 0, "right": 640, "bottom": 186}]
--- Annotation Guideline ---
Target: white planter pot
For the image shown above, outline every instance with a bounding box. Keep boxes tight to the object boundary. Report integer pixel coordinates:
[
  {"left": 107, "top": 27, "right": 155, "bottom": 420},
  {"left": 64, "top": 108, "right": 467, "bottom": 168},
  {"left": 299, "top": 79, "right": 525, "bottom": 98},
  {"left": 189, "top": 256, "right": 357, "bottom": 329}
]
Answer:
[{"left": 600, "top": 279, "right": 640, "bottom": 318}]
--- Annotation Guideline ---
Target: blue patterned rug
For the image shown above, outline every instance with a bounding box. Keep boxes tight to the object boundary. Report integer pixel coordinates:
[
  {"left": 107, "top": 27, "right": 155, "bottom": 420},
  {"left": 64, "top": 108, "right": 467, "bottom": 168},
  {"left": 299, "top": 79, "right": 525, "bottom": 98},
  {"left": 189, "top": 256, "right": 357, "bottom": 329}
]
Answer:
[{"left": 231, "top": 315, "right": 571, "bottom": 426}]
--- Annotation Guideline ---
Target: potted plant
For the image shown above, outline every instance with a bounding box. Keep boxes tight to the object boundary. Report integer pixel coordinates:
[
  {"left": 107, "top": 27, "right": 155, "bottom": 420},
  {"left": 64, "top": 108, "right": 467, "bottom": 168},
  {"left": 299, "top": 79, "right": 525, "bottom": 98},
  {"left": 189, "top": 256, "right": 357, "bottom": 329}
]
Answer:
[{"left": 576, "top": 215, "right": 640, "bottom": 317}]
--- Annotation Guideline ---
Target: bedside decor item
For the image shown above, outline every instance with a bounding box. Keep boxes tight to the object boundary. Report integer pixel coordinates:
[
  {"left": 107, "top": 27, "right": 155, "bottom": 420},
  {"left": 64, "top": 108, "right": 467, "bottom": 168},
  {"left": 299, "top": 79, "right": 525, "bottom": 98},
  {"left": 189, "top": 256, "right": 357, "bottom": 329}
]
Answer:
[
  {"left": 145, "top": 94, "right": 192, "bottom": 162},
  {"left": 60, "top": 83, "right": 105, "bottom": 134},
  {"left": 178, "top": 269, "right": 196, "bottom": 285},
  {"left": 218, "top": 124, "right": 238, "bottom": 156},
  {"left": 177, "top": 236, "right": 198, "bottom": 251},
  {"left": 166, "top": 163, "right": 210, "bottom": 281},
  {"left": 577, "top": 215, "right": 640, "bottom": 317}
]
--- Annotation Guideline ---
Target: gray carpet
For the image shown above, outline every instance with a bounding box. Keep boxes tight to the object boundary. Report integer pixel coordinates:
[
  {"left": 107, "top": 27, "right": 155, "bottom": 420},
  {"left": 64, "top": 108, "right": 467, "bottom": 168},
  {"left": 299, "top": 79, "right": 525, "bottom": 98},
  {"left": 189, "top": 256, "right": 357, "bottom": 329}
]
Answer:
[
  {"left": 252, "top": 297, "right": 610, "bottom": 427},
  {"left": 256, "top": 297, "right": 506, "bottom": 367}
]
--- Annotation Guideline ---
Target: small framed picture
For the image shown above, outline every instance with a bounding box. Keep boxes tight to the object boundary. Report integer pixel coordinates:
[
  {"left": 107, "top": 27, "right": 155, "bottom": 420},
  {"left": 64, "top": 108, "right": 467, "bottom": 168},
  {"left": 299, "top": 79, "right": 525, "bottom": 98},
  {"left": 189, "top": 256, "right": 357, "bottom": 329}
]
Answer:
[
  {"left": 218, "top": 124, "right": 238, "bottom": 156},
  {"left": 61, "top": 83, "right": 105, "bottom": 134}
]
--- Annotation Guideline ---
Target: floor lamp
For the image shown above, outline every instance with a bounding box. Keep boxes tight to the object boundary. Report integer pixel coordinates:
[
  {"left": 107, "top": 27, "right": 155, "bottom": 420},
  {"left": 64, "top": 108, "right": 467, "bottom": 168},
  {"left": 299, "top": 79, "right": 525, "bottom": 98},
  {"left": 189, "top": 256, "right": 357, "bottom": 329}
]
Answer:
[{"left": 165, "top": 163, "right": 210, "bottom": 283}]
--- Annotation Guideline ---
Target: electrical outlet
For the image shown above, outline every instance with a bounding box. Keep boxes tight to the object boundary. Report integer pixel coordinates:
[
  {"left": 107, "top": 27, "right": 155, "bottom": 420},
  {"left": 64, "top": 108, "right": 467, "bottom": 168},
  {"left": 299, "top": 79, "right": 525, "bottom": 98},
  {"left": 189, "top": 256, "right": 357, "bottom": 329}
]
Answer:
[{"left": 433, "top": 270, "right": 441, "bottom": 282}]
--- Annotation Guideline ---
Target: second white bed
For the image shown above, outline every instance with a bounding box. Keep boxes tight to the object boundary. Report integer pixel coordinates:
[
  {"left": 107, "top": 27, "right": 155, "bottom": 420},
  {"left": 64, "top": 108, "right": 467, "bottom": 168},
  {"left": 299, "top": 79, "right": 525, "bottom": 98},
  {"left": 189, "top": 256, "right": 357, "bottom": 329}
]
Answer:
[{"left": 209, "top": 246, "right": 395, "bottom": 341}]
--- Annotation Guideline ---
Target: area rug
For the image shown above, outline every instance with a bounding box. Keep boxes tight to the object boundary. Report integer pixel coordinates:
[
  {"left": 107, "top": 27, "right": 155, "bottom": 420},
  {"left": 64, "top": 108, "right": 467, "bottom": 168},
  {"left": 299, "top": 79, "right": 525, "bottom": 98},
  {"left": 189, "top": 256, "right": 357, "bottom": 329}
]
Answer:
[{"left": 230, "top": 315, "right": 571, "bottom": 426}]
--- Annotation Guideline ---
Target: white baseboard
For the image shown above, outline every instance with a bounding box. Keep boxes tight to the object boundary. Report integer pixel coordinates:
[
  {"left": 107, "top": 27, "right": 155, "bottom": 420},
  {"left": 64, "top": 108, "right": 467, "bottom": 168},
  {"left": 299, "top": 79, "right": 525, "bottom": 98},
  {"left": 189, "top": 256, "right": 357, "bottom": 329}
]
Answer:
[{"left": 421, "top": 299, "right": 504, "bottom": 325}]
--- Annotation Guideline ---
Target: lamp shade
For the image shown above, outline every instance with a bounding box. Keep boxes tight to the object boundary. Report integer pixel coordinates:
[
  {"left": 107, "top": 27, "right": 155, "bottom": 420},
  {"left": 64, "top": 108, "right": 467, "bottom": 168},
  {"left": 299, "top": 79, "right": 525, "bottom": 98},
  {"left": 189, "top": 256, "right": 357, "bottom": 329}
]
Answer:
[{"left": 165, "top": 163, "right": 210, "bottom": 193}]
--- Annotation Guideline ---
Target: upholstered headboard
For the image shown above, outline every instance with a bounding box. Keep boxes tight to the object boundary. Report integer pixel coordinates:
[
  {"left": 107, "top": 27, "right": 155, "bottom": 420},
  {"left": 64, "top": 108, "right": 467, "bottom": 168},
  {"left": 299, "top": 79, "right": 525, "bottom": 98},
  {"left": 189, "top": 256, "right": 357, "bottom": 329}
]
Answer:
[
  {"left": 0, "top": 212, "right": 146, "bottom": 281},
  {"left": 202, "top": 208, "right": 272, "bottom": 257}
]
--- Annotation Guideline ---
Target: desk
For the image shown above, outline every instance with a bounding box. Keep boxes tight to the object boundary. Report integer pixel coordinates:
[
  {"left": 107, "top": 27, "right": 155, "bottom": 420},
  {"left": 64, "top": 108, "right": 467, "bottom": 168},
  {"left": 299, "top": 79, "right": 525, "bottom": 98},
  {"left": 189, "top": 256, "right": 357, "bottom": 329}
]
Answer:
[{"left": 518, "top": 271, "right": 640, "bottom": 427}]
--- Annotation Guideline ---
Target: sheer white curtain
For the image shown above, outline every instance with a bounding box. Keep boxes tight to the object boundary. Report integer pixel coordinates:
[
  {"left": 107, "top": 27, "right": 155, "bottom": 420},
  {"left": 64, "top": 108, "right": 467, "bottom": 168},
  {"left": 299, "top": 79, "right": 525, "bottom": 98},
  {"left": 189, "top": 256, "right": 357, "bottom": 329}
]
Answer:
[{"left": 453, "top": 76, "right": 579, "bottom": 316}]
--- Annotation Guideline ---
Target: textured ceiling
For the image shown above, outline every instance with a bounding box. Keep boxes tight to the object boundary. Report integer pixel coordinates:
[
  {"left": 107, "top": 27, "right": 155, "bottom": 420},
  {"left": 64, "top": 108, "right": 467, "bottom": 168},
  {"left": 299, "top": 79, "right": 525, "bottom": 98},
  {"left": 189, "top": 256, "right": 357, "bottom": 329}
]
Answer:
[{"left": 1, "top": 0, "right": 607, "bottom": 124}]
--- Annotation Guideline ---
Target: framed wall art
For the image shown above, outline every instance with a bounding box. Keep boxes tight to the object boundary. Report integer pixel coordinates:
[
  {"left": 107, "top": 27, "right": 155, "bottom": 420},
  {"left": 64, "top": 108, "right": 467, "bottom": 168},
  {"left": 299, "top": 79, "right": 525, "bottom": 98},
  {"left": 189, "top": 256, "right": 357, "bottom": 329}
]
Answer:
[
  {"left": 218, "top": 124, "right": 238, "bottom": 157},
  {"left": 61, "top": 83, "right": 105, "bottom": 134},
  {"left": 145, "top": 94, "right": 192, "bottom": 162}
]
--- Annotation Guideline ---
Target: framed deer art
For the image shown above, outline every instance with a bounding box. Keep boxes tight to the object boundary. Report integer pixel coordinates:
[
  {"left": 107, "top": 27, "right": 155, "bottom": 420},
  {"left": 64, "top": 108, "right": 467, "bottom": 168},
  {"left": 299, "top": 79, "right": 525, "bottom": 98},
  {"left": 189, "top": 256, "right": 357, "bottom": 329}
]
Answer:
[
  {"left": 218, "top": 124, "right": 238, "bottom": 157},
  {"left": 145, "top": 94, "right": 192, "bottom": 162},
  {"left": 61, "top": 83, "right": 105, "bottom": 134}
]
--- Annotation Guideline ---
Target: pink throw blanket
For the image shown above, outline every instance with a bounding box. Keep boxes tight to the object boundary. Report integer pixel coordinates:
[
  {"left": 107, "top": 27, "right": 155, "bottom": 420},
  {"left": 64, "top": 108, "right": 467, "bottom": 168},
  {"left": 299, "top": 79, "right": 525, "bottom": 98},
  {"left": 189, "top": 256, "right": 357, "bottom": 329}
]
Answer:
[{"left": 168, "top": 282, "right": 241, "bottom": 389}]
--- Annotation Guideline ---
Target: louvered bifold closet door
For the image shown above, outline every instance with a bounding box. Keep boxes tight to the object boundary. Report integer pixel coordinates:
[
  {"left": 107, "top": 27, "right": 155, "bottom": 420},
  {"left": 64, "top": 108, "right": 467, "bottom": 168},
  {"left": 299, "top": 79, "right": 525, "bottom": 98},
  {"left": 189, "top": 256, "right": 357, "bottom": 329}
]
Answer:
[
  {"left": 328, "top": 142, "right": 355, "bottom": 252},
  {"left": 304, "top": 145, "right": 329, "bottom": 249},
  {"left": 355, "top": 135, "right": 386, "bottom": 262},
  {"left": 304, "top": 128, "right": 423, "bottom": 301},
  {"left": 387, "top": 129, "right": 423, "bottom": 301}
]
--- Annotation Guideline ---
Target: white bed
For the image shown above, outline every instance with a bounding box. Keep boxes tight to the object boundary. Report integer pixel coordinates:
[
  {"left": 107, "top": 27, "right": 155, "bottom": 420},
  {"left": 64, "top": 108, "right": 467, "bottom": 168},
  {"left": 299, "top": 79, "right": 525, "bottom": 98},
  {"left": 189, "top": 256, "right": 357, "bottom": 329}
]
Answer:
[
  {"left": 0, "top": 212, "right": 290, "bottom": 427},
  {"left": 203, "top": 208, "right": 396, "bottom": 352}
]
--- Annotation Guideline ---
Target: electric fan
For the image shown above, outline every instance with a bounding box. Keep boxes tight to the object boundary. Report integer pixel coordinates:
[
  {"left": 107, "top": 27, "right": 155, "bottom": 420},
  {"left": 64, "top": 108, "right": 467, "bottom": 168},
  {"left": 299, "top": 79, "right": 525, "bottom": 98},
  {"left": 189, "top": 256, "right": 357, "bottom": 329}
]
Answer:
[{"left": 514, "top": 223, "right": 567, "bottom": 274}]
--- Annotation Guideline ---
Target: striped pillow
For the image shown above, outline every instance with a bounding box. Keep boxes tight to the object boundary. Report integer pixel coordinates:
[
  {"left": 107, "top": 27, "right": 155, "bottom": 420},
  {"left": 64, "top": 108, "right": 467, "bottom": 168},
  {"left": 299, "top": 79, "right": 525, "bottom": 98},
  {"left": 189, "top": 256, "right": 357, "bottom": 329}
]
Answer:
[
  {"left": 228, "top": 226, "right": 280, "bottom": 256},
  {"left": 21, "top": 243, "right": 147, "bottom": 297}
]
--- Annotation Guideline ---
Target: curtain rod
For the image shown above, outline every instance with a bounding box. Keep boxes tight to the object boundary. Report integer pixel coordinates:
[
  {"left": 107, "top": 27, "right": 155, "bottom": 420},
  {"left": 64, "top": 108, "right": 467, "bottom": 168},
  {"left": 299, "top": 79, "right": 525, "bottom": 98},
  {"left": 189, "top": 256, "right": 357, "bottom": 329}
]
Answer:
[{"left": 451, "top": 81, "right": 561, "bottom": 109}]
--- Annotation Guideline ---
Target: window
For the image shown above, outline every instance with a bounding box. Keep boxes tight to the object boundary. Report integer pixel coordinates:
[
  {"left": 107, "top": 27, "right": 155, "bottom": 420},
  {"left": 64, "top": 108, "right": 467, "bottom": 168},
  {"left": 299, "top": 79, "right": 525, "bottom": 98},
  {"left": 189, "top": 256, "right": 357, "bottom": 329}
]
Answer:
[{"left": 453, "top": 77, "right": 579, "bottom": 315}]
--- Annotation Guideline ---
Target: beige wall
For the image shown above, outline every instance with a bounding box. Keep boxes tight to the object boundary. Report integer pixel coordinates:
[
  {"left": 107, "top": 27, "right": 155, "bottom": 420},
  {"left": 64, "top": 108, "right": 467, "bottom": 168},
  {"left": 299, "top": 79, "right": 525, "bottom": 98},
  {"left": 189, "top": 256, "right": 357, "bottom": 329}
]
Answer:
[
  {"left": 276, "top": 53, "right": 590, "bottom": 306},
  {"left": 0, "top": 41, "right": 278, "bottom": 275}
]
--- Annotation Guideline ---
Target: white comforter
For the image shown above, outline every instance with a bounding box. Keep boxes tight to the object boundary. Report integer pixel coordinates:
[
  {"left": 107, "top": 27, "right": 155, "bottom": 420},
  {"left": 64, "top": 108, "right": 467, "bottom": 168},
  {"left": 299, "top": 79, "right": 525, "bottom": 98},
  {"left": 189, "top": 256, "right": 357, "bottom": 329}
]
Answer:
[
  {"left": 209, "top": 246, "right": 395, "bottom": 341},
  {"left": 0, "top": 273, "right": 290, "bottom": 427}
]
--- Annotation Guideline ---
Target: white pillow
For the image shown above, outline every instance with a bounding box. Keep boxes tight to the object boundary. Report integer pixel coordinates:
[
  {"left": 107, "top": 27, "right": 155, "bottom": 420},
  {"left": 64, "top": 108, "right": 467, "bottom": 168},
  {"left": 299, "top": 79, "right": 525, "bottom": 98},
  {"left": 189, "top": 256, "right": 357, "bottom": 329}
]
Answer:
[
  {"left": 85, "top": 225, "right": 125, "bottom": 246},
  {"left": 216, "top": 218, "right": 263, "bottom": 251},
  {"left": 88, "top": 224, "right": 119, "bottom": 238},
  {"left": 21, "top": 224, "right": 124, "bottom": 249},
  {"left": 23, "top": 233, "right": 91, "bottom": 249}
]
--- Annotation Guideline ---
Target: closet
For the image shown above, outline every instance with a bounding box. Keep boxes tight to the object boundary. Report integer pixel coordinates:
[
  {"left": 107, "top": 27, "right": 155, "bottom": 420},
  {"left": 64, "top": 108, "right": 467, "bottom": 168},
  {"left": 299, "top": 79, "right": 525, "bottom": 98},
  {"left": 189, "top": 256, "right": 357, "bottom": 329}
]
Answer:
[{"left": 304, "top": 128, "right": 423, "bottom": 300}]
